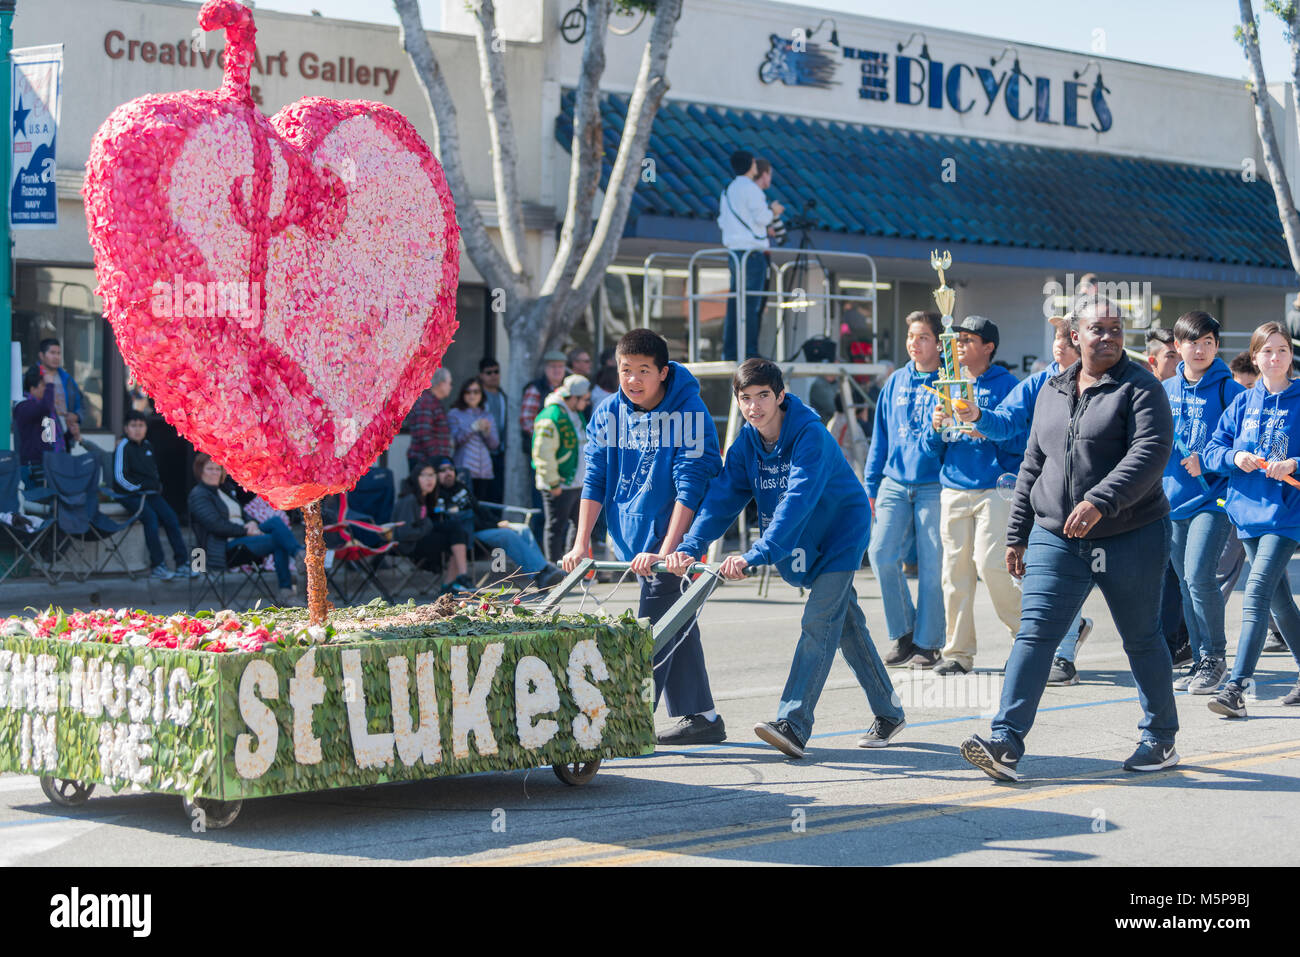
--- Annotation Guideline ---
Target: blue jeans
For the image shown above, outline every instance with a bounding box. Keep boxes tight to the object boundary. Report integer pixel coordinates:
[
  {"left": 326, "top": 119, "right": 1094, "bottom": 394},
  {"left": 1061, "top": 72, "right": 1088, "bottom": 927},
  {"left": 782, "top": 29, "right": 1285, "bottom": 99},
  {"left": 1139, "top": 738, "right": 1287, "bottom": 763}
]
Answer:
[
  {"left": 777, "top": 569, "right": 904, "bottom": 743},
  {"left": 228, "top": 517, "right": 301, "bottom": 589},
  {"left": 1230, "top": 535, "right": 1300, "bottom": 684},
  {"left": 722, "top": 250, "right": 768, "bottom": 361},
  {"left": 1170, "top": 510, "right": 1232, "bottom": 661},
  {"left": 866, "top": 476, "right": 944, "bottom": 649},
  {"left": 992, "top": 519, "right": 1178, "bottom": 756},
  {"left": 121, "top": 492, "right": 187, "bottom": 569},
  {"left": 641, "top": 572, "right": 715, "bottom": 717},
  {"left": 475, "top": 525, "right": 547, "bottom": 574}
]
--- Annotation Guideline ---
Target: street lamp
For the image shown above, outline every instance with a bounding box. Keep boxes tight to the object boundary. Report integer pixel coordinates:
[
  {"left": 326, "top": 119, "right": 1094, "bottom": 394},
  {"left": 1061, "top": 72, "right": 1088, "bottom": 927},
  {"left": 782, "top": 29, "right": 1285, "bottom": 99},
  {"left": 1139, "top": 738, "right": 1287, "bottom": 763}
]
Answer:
[{"left": 0, "top": 0, "right": 15, "bottom": 445}]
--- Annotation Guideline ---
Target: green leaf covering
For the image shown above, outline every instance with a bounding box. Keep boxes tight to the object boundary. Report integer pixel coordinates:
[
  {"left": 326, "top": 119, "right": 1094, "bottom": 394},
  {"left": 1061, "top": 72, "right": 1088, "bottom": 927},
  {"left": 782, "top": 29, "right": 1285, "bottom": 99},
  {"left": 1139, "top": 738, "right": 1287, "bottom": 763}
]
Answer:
[{"left": 0, "top": 604, "right": 653, "bottom": 801}]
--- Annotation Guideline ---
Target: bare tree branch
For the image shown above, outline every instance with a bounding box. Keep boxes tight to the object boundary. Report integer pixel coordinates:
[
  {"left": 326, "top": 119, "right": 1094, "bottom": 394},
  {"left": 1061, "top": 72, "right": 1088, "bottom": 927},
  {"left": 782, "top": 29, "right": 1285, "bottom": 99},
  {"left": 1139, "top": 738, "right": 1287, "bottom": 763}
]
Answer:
[
  {"left": 539, "top": 0, "right": 610, "bottom": 305},
  {"left": 569, "top": 0, "right": 682, "bottom": 312},
  {"left": 1240, "top": 0, "right": 1300, "bottom": 278},
  {"left": 394, "top": 0, "right": 520, "bottom": 299},
  {"left": 469, "top": 0, "right": 530, "bottom": 282}
]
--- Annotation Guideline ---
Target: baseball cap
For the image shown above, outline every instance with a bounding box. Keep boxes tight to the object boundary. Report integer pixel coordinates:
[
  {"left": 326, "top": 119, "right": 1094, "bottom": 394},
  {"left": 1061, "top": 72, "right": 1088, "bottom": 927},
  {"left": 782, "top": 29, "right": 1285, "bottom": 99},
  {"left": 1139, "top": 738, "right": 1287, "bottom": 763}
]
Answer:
[
  {"left": 958, "top": 315, "right": 999, "bottom": 349},
  {"left": 430, "top": 455, "right": 454, "bottom": 471},
  {"left": 541, "top": 351, "right": 567, "bottom": 364},
  {"left": 556, "top": 374, "right": 591, "bottom": 399}
]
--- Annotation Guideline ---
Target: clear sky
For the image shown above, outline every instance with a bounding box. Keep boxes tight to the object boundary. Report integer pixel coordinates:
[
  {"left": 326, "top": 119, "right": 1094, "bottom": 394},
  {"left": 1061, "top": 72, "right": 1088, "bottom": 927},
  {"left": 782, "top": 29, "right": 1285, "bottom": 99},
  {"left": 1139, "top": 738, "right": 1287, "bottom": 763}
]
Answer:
[{"left": 252, "top": 0, "right": 1297, "bottom": 84}]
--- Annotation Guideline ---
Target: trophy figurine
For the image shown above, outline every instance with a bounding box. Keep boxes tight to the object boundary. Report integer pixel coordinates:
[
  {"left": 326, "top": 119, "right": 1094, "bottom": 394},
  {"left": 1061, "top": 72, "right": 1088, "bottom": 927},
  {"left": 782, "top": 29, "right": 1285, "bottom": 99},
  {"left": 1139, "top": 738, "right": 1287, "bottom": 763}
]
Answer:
[{"left": 930, "top": 250, "right": 975, "bottom": 441}]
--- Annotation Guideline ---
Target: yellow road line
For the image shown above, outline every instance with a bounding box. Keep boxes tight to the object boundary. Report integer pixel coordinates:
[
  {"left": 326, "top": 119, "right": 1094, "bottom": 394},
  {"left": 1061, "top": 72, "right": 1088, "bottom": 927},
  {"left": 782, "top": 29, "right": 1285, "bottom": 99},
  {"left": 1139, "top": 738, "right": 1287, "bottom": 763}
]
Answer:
[{"left": 460, "top": 739, "right": 1300, "bottom": 867}]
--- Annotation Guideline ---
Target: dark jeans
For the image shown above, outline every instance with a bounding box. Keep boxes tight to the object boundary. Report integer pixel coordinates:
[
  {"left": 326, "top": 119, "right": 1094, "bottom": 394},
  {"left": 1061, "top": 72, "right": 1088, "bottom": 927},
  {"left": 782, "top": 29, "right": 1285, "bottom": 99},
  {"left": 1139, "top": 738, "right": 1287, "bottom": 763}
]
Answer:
[
  {"left": 541, "top": 487, "right": 581, "bottom": 562},
  {"left": 1230, "top": 535, "right": 1300, "bottom": 684},
  {"left": 640, "top": 572, "right": 715, "bottom": 717},
  {"left": 993, "top": 519, "right": 1178, "bottom": 756},
  {"left": 122, "top": 492, "right": 187, "bottom": 569},
  {"left": 722, "top": 249, "right": 768, "bottom": 361},
  {"left": 1159, "top": 561, "right": 1188, "bottom": 656},
  {"left": 406, "top": 520, "right": 470, "bottom": 574},
  {"left": 229, "top": 517, "right": 301, "bottom": 589},
  {"left": 485, "top": 451, "right": 505, "bottom": 504}
]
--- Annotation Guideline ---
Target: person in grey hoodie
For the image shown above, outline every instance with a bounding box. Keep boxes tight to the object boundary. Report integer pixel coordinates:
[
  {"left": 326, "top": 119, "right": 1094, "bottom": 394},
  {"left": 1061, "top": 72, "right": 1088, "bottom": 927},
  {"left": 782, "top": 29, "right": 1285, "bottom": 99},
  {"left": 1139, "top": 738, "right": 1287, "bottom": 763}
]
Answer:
[{"left": 960, "top": 299, "right": 1178, "bottom": 781}]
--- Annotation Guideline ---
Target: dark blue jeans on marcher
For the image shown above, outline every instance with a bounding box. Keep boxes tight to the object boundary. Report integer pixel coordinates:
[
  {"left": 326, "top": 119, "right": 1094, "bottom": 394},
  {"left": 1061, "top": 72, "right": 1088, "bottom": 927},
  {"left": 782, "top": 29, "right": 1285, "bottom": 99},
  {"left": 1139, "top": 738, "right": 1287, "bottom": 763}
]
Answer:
[
  {"left": 776, "top": 568, "right": 904, "bottom": 744},
  {"left": 1229, "top": 534, "right": 1300, "bottom": 685},
  {"left": 640, "top": 572, "right": 715, "bottom": 717},
  {"left": 121, "top": 492, "right": 187, "bottom": 569},
  {"left": 228, "top": 517, "right": 301, "bottom": 589},
  {"left": 722, "top": 250, "right": 768, "bottom": 361},
  {"left": 992, "top": 518, "right": 1178, "bottom": 757},
  {"left": 1170, "top": 510, "right": 1232, "bottom": 662}
]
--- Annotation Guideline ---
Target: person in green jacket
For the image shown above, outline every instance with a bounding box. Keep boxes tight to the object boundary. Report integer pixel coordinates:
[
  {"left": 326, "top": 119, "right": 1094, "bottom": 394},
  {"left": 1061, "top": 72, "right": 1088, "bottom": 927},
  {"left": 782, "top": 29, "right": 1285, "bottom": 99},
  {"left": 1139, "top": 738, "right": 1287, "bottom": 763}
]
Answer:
[{"left": 533, "top": 374, "right": 590, "bottom": 561}]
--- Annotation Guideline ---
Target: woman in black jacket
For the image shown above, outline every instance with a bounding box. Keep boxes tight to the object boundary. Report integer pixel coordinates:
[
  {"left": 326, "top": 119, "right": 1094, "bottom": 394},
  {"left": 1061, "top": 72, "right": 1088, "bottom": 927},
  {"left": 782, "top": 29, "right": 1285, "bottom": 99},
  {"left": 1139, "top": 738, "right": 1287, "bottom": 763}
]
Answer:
[
  {"left": 188, "top": 453, "right": 303, "bottom": 602},
  {"left": 960, "top": 299, "right": 1178, "bottom": 782},
  {"left": 392, "top": 461, "right": 473, "bottom": 594}
]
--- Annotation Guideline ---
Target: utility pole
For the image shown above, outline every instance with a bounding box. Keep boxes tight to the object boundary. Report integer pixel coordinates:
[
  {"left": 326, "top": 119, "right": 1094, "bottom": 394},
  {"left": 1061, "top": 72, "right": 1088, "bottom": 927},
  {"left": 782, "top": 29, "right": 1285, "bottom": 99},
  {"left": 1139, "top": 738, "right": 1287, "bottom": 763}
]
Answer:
[{"left": 0, "top": 0, "right": 15, "bottom": 449}]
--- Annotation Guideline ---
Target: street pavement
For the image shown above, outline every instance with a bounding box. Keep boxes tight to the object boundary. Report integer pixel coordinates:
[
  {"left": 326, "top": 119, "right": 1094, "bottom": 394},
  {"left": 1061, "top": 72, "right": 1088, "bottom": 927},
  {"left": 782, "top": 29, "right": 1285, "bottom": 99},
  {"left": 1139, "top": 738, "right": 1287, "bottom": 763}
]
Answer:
[{"left": 2, "top": 566, "right": 1299, "bottom": 866}]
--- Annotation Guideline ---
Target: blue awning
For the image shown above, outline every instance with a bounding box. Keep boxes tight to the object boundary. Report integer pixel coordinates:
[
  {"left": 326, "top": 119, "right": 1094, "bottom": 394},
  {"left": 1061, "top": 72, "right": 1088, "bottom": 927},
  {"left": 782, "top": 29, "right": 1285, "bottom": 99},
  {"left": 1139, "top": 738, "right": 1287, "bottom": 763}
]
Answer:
[{"left": 555, "top": 91, "right": 1297, "bottom": 284}]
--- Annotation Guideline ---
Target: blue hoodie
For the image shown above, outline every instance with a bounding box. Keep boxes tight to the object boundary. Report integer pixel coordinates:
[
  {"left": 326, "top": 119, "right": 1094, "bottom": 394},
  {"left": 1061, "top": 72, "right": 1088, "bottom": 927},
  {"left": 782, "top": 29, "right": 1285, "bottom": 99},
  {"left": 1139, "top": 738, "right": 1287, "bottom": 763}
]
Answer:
[
  {"left": 919, "top": 363, "right": 1023, "bottom": 490},
  {"left": 1162, "top": 357, "right": 1243, "bottom": 520},
  {"left": 582, "top": 361, "right": 723, "bottom": 560},
  {"left": 971, "top": 361, "right": 1063, "bottom": 445},
  {"left": 864, "top": 362, "right": 942, "bottom": 499},
  {"left": 679, "top": 393, "right": 869, "bottom": 587},
  {"left": 1203, "top": 377, "right": 1300, "bottom": 542}
]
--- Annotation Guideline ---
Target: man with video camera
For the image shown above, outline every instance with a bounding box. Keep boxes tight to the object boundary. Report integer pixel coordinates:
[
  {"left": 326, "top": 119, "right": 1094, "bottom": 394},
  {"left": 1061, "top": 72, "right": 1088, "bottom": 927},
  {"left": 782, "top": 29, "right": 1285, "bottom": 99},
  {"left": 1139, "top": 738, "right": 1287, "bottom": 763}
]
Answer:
[{"left": 718, "top": 150, "right": 783, "bottom": 361}]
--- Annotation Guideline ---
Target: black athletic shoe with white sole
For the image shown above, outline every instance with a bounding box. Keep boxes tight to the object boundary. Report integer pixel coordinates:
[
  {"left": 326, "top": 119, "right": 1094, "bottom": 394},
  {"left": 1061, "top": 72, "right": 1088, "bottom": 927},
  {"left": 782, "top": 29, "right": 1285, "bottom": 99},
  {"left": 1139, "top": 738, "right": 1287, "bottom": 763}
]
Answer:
[
  {"left": 1208, "top": 682, "right": 1248, "bottom": 719},
  {"left": 754, "top": 719, "right": 806, "bottom": 758},
  {"left": 960, "top": 734, "right": 1020, "bottom": 782},
  {"left": 884, "top": 632, "right": 917, "bottom": 666},
  {"left": 1122, "top": 740, "right": 1179, "bottom": 772},
  {"left": 857, "top": 716, "right": 906, "bottom": 748}
]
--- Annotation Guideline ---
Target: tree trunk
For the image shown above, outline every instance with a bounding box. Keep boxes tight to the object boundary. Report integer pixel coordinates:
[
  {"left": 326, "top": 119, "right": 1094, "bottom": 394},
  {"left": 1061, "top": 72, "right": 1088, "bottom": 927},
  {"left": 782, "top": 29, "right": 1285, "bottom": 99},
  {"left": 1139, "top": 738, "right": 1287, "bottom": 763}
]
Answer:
[
  {"left": 1241, "top": 0, "right": 1300, "bottom": 278},
  {"left": 503, "top": 303, "right": 545, "bottom": 507}
]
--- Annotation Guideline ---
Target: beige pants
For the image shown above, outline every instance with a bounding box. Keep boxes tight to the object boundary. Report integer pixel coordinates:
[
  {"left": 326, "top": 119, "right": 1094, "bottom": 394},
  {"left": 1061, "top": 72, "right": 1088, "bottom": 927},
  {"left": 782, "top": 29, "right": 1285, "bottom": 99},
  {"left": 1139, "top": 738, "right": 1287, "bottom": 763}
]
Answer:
[{"left": 939, "top": 487, "right": 1022, "bottom": 668}]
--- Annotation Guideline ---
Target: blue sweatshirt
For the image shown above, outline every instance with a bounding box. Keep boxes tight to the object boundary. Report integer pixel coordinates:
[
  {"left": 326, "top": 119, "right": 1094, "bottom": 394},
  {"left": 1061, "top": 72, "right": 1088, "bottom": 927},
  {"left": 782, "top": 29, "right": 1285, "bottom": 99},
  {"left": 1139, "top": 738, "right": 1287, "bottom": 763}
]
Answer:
[
  {"left": 864, "top": 362, "right": 942, "bottom": 499},
  {"left": 679, "top": 394, "right": 869, "bottom": 587},
  {"left": 1162, "top": 358, "right": 1243, "bottom": 520},
  {"left": 919, "top": 363, "right": 1023, "bottom": 490},
  {"left": 582, "top": 361, "right": 723, "bottom": 560},
  {"left": 1203, "top": 377, "right": 1300, "bottom": 542},
  {"left": 971, "top": 361, "right": 1063, "bottom": 444}
]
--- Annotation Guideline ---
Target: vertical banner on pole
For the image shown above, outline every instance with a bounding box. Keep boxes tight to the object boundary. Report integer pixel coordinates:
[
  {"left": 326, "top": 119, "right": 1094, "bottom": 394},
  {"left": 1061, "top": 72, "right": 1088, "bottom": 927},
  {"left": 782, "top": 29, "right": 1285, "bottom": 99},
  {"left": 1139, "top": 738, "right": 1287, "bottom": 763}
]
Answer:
[{"left": 9, "top": 43, "right": 60, "bottom": 230}]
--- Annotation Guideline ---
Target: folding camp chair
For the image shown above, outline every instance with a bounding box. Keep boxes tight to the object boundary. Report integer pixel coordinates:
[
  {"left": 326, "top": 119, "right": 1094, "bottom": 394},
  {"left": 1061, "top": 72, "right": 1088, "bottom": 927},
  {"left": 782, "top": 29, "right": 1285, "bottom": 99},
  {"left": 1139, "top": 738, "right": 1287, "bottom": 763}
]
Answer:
[
  {"left": 186, "top": 536, "right": 278, "bottom": 612},
  {"left": 324, "top": 492, "right": 397, "bottom": 604},
  {"left": 0, "top": 451, "right": 57, "bottom": 583},
  {"left": 41, "top": 452, "right": 148, "bottom": 582}
]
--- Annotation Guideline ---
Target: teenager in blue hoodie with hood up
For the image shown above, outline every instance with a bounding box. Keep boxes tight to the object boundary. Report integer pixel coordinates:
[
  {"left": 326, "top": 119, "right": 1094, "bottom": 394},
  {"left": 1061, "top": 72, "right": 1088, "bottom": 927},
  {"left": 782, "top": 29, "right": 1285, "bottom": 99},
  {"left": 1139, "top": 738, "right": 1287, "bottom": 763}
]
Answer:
[
  {"left": 1162, "top": 312, "right": 1244, "bottom": 696},
  {"left": 1202, "top": 322, "right": 1300, "bottom": 718},
  {"left": 562, "top": 330, "right": 725, "bottom": 746},
  {"left": 667, "top": 359, "right": 906, "bottom": 759}
]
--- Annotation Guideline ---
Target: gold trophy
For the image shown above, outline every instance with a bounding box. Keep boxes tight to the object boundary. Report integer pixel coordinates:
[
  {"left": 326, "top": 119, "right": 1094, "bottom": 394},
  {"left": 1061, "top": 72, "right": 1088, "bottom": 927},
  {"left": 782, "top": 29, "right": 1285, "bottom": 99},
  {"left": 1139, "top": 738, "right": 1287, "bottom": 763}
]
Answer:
[{"left": 930, "top": 250, "right": 975, "bottom": 440}]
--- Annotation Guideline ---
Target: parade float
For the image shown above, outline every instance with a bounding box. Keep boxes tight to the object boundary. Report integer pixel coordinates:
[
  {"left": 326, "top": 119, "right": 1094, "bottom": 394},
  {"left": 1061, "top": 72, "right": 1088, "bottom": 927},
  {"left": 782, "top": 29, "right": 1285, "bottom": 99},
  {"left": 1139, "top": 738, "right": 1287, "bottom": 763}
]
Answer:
[{"left": 0, "top": 0, "right": 655, "bottom": 828}]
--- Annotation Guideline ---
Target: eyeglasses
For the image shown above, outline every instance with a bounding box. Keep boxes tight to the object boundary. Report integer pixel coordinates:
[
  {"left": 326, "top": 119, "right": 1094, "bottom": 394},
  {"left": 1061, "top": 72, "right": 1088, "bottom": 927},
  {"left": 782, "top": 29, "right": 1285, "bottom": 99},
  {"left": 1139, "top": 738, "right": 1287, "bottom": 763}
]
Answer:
[
  {"left": 437, "top": 466, "right": 455, "bottom": 474},
  {"left": 464, "top": 388, "right": 482, "bottom": 394},
  {"left": 481, "top": 369, "right": 500, "bottom": 375}
]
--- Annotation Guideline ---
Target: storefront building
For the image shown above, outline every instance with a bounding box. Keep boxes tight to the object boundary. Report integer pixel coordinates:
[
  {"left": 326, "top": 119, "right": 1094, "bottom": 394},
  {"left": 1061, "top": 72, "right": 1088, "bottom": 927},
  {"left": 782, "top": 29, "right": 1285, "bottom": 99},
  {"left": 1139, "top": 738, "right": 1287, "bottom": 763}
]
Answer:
[{"left": 14, "top": 0, "right": 1300, "bottom": 447}]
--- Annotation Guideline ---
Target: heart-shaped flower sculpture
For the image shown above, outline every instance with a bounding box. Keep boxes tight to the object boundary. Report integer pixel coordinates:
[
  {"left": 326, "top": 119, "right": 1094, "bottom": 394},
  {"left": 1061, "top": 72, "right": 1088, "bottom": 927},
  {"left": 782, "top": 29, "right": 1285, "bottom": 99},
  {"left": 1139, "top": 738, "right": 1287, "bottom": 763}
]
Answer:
[{"left": 83, "top": 0, "right": 459, "bottom": 510}]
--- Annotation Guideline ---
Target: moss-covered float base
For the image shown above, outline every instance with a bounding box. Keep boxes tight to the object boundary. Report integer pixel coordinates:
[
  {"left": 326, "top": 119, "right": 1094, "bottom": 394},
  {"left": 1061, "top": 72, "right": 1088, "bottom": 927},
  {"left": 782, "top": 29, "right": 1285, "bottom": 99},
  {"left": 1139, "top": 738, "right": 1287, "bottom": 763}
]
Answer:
[{"left": 0, "top": 599, "right": 655, "bottom": 801}]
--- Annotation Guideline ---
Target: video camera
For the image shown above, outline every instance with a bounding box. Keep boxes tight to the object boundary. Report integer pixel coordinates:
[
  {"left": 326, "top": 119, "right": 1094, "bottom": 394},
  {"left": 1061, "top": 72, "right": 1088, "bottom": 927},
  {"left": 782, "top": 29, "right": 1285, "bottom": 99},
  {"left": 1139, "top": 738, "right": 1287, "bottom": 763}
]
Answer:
[{"left": 770, "top": 198, "right": 817, "bottom": 247}]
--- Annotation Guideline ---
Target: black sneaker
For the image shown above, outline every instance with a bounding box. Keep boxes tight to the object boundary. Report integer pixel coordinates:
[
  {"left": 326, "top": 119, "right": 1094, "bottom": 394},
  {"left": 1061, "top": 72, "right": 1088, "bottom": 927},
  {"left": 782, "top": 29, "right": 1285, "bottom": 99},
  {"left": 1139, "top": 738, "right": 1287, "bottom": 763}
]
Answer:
[
  {"left": 1283, "top": 681, "right": 1300, "bottom": 706},
  {"left": 1122, "top": 740, "right": 1179, "bottom": 772},
  {"left": 656, "top": 714, "right": 727, "bottom": 745},
  {"left": 1046, "top": 656, "right": 1078, "bottom": 686},
  {"left": 857, "top": 716, "right": 906, "bottom": 748},
  {"left": 933, "top": 658, "right": 969, "bottom": 676},
  {"left": 1172, "top": 660, "right": 1199, "bottom": 692},
  {"left": 883, "top": 632, "right": 917, "bottom": 667},
  {"left": 909, "top": 647, "right": 942, "bottom": 669},
  {"left": 533, "top": 564, "right": 567, "bottom": 589},
  {"left": 960, "top": 734, "right": 1020, "bottom": 782},
  {"left": 1171, "top": 641, "right": 1193, "bottom": 668},
  {"left": 1264, "top": 630, "right": 1288, "bottom": 654},
  {"left": 754, "top": 719, "right": 805, "bottom": 758},
  {"left": 1208, "top": 681, "right": 1248, "bottom": 719}
]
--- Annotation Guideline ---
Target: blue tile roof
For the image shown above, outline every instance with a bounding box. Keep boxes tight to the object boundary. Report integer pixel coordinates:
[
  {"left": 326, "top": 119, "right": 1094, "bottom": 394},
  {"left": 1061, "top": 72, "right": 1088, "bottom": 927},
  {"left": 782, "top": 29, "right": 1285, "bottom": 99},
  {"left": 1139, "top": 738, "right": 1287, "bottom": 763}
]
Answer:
[{"left": 555, "top": 91, "right": 1292, "bottom": 271}]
